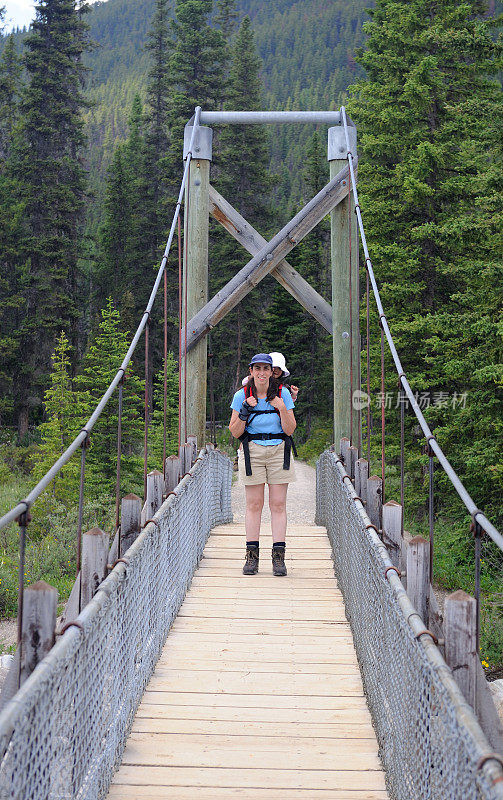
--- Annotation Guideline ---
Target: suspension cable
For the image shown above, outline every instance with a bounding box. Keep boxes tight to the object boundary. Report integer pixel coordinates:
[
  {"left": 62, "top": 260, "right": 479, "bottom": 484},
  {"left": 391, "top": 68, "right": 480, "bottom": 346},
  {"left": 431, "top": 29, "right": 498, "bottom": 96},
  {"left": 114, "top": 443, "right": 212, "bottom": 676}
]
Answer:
[
  {"left": 0, "top": 107, "right": 203, "bottom": 533},
  {"left": 340, "top": 106, "right": 503, "bottom": 552}
]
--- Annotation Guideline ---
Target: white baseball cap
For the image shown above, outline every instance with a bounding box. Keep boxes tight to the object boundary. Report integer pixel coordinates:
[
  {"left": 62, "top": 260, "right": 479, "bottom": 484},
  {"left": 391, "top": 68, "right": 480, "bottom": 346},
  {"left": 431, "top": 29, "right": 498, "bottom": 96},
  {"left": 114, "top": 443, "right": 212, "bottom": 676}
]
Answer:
[{"left": 269, "top": 352, "right": 290, "bottom": 377}]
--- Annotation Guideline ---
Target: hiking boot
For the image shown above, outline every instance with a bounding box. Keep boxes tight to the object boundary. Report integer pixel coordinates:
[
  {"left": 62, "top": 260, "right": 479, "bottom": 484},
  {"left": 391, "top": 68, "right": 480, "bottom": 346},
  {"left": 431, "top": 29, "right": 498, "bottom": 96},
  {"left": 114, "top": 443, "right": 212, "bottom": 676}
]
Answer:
[
  {"left": 272, "top": 546, "right": 287, "bottom": 577},
  {"left": 243, "top": 545, "right": 259, "bottom": 575}
]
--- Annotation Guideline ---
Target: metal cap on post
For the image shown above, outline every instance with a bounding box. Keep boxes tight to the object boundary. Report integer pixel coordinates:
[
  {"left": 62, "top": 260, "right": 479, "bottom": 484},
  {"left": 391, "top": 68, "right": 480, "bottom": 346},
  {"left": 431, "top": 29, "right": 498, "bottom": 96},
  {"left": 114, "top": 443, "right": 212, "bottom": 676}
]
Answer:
[
  {"left": 328, "top": 125, "right": 357, "bottom": 161},
  {"left": 183, "top": 125, "right": 213, "bottom": 161}
]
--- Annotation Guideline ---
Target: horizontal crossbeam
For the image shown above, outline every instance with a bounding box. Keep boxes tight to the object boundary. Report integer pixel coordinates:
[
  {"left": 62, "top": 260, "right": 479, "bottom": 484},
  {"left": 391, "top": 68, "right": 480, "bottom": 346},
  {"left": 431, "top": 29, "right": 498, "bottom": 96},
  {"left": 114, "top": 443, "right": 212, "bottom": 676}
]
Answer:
[
  {"left": 184, "top": 161, "right": 353, "bottom": 352},
  {"left": 199, "top": 111, "right": 342, "bottom": 125},
  {"left": 209, "top": 186, "right": 333, "bottom": 335}
]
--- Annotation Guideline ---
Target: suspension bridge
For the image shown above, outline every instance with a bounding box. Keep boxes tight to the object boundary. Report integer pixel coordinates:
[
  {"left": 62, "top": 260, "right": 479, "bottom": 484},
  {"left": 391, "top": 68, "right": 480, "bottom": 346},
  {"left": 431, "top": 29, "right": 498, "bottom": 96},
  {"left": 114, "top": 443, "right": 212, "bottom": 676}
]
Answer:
[{"left": 0, "top": 108, "right": 502, "bottom": 800}]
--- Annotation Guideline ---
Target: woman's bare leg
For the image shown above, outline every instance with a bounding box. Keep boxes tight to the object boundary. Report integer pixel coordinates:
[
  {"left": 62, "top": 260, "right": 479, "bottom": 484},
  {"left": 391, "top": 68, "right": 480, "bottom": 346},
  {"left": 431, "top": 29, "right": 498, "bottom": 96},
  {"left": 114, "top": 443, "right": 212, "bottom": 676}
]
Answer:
[
  {"left": 245, "top": 484, "right": 265, "bottom": 541},
  {"left": 268, "top": 483, "right": 288, "bottom": 543}
]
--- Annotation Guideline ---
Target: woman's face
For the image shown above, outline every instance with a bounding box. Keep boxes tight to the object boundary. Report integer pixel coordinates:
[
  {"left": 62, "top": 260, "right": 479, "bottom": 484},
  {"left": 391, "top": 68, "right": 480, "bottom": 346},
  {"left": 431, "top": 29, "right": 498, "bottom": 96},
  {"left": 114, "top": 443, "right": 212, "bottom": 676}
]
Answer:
[
  {"left": 272, "top": 367, "right": 283, "bottom": 379},
  {"left": 250, "top": 363, "right": 272, "bottom": 390}
]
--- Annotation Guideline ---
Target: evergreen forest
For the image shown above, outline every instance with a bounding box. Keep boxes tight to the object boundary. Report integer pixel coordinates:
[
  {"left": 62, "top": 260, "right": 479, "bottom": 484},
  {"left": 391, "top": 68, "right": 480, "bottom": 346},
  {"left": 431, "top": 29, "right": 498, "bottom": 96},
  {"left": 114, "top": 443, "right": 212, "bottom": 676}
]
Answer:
[{"left": 0, "top": 0, "right": 501, "bottom": 668}]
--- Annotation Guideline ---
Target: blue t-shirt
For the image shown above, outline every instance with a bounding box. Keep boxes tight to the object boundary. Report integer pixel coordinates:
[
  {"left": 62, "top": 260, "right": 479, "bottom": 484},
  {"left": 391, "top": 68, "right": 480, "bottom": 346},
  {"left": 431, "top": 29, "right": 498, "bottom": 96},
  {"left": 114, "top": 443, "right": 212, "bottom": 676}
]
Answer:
[{"left": 231, "top": 387, "right": 295, "bottom": 446}]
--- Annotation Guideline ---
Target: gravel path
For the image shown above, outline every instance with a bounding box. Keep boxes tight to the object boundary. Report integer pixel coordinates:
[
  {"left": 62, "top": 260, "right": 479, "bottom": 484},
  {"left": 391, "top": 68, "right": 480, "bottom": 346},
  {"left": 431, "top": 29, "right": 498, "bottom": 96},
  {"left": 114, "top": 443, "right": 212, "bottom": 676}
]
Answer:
[{"left": 231, "top": 459, "right": 317, "bottom": 524}]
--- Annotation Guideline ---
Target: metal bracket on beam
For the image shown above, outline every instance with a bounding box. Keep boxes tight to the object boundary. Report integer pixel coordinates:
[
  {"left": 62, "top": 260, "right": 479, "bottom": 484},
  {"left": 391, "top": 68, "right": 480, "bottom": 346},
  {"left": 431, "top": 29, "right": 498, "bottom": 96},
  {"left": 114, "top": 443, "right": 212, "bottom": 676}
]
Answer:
[
  {"left": 328, "top": 125, "right": 357, "bottom": 161},
  {"left": 183, "top": 124, "right": 213, "bottom": 161}
]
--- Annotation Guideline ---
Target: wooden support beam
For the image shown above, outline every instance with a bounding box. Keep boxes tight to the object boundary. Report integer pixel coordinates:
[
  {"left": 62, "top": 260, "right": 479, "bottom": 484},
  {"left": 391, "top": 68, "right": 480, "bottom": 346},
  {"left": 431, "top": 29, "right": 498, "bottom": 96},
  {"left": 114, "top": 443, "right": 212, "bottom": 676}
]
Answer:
[
  {"left": 81, "top": 528, "right": 109, "bottom": 608},
  {"left": 184, "top": 163, "right": 353, "bottom": 352},
  {"left": 444, "top": 590, "right": 477, "bottom": 710},
  {"left": 209, "top": 185, "right": 332, "bottom": 334},
  {"left": 329, "top": 127, "right": 360, "bottom": 447},
  {"left": 180, "top": 157, "right": 210, "bottom": 445},
  {"left": 406, "top": 536, "right": 430, "bottom": 624},
  {"left": 20, "top": 581, "right": 58, "bottom": 685},
  {"left": 382, "top": 501, "right": 402, "bottom": 570}
]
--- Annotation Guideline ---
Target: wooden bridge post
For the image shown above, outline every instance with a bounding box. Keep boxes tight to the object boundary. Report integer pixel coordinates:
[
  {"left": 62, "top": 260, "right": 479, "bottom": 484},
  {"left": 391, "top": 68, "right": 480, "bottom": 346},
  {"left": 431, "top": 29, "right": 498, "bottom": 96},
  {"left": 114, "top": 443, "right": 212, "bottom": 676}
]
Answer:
[
  {"left": 366, "top": 475, "right": 382, "bottom": 530},
  {"left": 20, "top": 581, "right": 58, "bottom": 685},
  {"left": 444, "top": 590, "right": 477, "bottom": 710},
  {"left": 355, "top": 458, "right": 369, "bottom": 503},
  {"left": 180, "top": 124, "right": 212, "bottom": 447},
  {"left": 382, "top": 501, "right": 403, "bottom": 569},
  {"left": 120, "top": 493, "right": 142, "bottom": 556},
  {"left": 329, "top": 124, "right": 359, "bottom": 447},
  {"left": 146, "top": 470, "right": 164, "bottom": 519},
  {"left": 81, "top": 528, "right": 109, "bottom": 608},
  {"left": 406, "top": 536, "right": 430, "bottom": 624},
  {"left": 165, "top": 455, "right": 181, "bottom": 493}
]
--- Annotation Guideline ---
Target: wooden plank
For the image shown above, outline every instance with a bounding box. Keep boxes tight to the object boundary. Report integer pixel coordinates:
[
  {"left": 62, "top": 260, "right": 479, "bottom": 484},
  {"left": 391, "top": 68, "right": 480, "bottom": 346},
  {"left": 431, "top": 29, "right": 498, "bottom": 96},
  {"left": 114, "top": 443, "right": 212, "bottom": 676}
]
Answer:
[
  {"left": 187, "top": 581, "right": 342, "bottom": 602},
  {"left": 176, "top": 613, "right": 347, "bottom": 624},
  {"left": 110, "top": 766, "right": 386, "bottom": 791},
  {"left": 154, "top": 659, "right": 359, "bottom": 675},
  {"left": 159, "top": 645, "right": 359, "bottom": 662},
  {"left": 146, "top": 670, "right": 364, "bottom": 696},
  {"left": 120, "top": 734, "right": 381, "bottom": 771},
  {"left": 108, "top": 786, "right": 389, "bottom": 799},
  {"left": 188, "top": 577, "right": 339, "bottom": 588},
  {"left": 131, "top": 718, "right": 375, "bottom": 737},
  {"left": 140, "top": 691, "right": 370, "bottom": 710},
  {"left": 135, "top": 702, "right": 373, "bottom": 723},
  {"left": 169, "top": 619, "right": 351, "bottom": 636}
]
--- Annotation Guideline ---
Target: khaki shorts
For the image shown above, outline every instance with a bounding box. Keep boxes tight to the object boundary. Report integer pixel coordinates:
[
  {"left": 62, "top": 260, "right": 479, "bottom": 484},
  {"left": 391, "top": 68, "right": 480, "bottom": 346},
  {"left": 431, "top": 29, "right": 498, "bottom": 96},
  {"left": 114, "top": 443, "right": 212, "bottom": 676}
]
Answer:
[{"left": 238, "top": 441, "right": 296, "bottom": 486}]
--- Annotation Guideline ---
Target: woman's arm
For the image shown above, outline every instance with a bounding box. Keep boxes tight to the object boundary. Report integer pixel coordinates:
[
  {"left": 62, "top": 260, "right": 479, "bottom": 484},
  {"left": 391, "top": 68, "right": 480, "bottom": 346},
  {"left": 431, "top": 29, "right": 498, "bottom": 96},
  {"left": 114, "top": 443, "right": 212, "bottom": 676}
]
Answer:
[
  {"left": 229, "top": 409, "right": 246, "bottom": 438},
  {"left": 269, "top": 396, "right": 296, "bottom": 436}
]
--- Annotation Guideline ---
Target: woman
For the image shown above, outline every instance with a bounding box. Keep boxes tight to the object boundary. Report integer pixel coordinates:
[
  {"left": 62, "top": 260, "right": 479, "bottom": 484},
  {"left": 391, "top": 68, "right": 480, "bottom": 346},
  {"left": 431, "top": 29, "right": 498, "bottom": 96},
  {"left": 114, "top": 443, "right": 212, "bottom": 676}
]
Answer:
[{"left": 229, "top": 353, "right": 296, "bottom": 576}]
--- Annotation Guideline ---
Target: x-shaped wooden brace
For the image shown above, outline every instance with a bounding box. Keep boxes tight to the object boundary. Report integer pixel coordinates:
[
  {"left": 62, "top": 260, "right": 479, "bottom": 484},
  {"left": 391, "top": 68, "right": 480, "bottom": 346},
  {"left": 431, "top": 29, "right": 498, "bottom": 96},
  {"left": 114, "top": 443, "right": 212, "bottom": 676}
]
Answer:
[{"left": 184, "top": 161, "right": 354, "bottom": 352}]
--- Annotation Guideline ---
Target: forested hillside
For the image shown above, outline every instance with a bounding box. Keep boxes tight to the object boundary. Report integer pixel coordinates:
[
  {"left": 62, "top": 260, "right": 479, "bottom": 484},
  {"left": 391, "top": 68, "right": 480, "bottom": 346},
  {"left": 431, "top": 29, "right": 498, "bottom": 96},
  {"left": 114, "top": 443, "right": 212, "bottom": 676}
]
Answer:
[
  {"left": 82, "top": 0, "right": 369, "bottom": 226},
  {"left": 0, "top": 0, "right": 501, "bottom": 665}
]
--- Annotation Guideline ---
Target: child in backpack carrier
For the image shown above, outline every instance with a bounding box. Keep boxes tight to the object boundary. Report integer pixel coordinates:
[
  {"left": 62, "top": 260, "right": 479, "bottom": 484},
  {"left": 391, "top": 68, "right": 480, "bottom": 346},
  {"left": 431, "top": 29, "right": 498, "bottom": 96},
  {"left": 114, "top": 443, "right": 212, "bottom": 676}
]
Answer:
[{"left": 241, "top": 352, "right": 298, "bottom": 401}]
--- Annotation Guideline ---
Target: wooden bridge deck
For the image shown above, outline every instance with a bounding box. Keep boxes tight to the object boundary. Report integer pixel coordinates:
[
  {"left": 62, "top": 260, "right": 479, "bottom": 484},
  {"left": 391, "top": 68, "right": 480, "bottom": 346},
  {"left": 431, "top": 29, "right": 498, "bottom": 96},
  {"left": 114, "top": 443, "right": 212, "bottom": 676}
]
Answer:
[{"left": 107, "top": 523, "right": 388, "bottom": 799}]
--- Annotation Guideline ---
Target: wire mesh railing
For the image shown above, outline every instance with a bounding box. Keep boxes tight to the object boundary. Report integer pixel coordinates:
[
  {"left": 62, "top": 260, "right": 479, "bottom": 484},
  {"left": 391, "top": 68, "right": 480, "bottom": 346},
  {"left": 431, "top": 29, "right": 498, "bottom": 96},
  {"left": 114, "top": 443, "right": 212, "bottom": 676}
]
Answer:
[
  {"left": 316, "top": 449, "right": 503, "bottom": 800},
  {"left": 0, "top": 447, "right": 232, "bottom": 800}
]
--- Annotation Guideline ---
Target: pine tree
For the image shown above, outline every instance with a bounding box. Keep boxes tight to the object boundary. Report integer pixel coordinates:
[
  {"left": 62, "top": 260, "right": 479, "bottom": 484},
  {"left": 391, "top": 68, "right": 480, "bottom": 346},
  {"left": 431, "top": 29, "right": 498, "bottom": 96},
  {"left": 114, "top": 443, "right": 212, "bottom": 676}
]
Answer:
[
  {"left": 96, "top": 144, "right": 133, "bottom": 306},
  {"left": 210, "top": 16, "right": 274, "bottom": 418},
  {"left": 143, "top": 0, "right": 172, "bottom": 267},
  {"left": 76, "top": 298, "right": 145, "bottom": 498},
  {"left": 0, "top": 28, "right": 25, "bottom": 424},
  {"left": 167, "top": 0, "right": 227, "bottom": 177},
  {"left": 149, "top": 352, "right": 179, "bottom": 467},
  {"left": 32, "top": 332, "right": 87, "bottom": 526},
  {"left": 11, "top": 0, "right": 91, "bottom": 435},
  {"left": 0, "top": 34, "right": 21, "bottom": 160},
  {"left": 215, "top": 0, "right": 238, "bottom": 42},
  {"left": 347, "top": 0, "right": 503, "bottom": 521}
]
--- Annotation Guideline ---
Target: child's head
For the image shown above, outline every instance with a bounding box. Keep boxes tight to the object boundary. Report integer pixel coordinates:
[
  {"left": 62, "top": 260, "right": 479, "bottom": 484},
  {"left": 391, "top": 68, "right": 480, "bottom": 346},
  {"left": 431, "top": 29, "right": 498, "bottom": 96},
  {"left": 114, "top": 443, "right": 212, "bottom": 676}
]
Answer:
[{"left": 269, "top": 352, "right": 290, "bottom": 380}]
